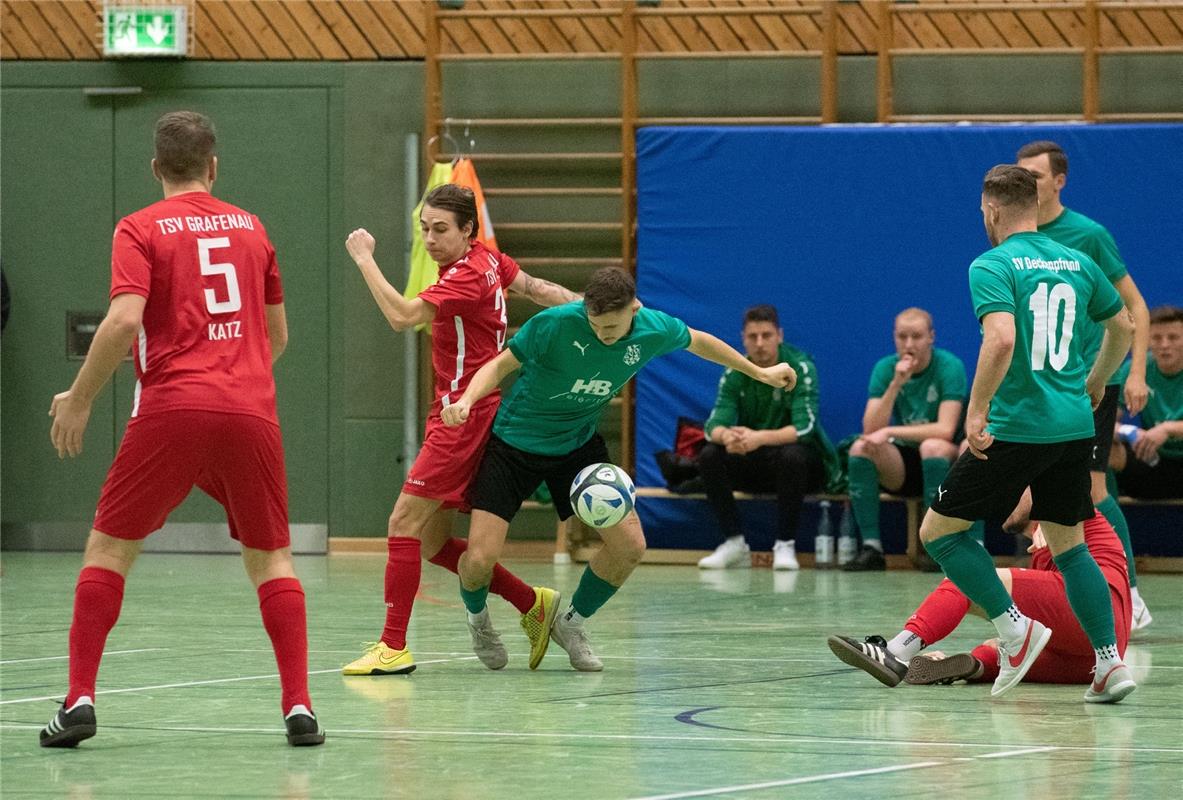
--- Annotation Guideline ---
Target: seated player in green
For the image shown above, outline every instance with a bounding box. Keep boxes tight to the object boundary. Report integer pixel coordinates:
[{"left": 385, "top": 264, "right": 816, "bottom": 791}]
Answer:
[
  {"left": 440, "top": 268, "right": 796, "bottom": 670},
  {"left": 845, "top": 308, "right": 968, "bottom": 571},
  {"left": 1111, "top": 305, "right": 1183, "bottom": 504}
]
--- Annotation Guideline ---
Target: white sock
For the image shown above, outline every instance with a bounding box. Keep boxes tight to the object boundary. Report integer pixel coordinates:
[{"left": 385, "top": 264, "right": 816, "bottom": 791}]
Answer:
[
  {"left": 1095, "top": 643, "right": 1122, "bottom": 672},
  {"left": 285, "top": 703, "right": 313, "bottom": 719},
  {"left": 887, "top": 630, "right": 925, "bottom": 662},
  {"left": 466, "top": 607, "right": 490, "bottom": 626},
  {"left": 991, "top": 605, "right": 1028, "bottom": 644},
  {"left": 862, "top": 538, "right": 883, "bottom": 553},
  {"left": 1130, "top": 586, "right": 1143, "bottom": 606},
  {"left": 66, "top": 696, "right": 94, "bottom": 712},
  {"left": 564, "top": 608, "right": 587, "bottom": 626}
]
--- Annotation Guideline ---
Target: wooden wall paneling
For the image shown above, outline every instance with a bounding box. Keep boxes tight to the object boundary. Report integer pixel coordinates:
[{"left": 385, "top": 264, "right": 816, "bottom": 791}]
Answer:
[
  {"left": 637, "top": 14, "right": 688, "bottom": 53},
  {"left": 1044, "top": 8, "right": 1086, "bottom": 47},
  {"left": 514, "top": 1, "right": 574, "bottom": 53},
  {"left": 483, "top": 2, "right": 548, "bottom": 55},
  {"left": 838, "top": 3, "right": 879, "bottom": 54},
  {"left": 1014, "top": 10, "right": 1069, "bottom": 48},
  {"left": 1106, "top": 7, "right": 1161, "bottom": 47},
  {"left": 1096, "top": 8, "right": 1128, "bottom": 48},
  {"left": 660, "top": 9, "right": 717, "bottom": 52},
  {"left": 1138, "top": 8, "right": 1183, "bottom": 45},
  {"left": 782, "top": 9, "right": 823, "bottom": 51},
  {"left": 566, "top": 1, "right": 619, "bottom": 53},
  {"left": 311, "top": 1, "right": 378, "bottom": 59},
  {"left": 192, "top": 3, "right": 237, "bottom": 59},
  {"left": 958, "top": 9, "right": 1008, "bottom": 47},
  {"left": 0, "top": 30, "right": 15, "bottom": 60},
  {"left": 685, "top": 9, "right": 745, "bottom": 52},
  {"left": 458, "top": 12, "right": 515, "bottom": 54},
  {"left": 37, "top": 0, "right": 99, "bottom": 58},
  {"left": 366, "top": 1, "right": 424, "bottom": 57},
  {"left": 339, "top": 0, "right": 406, "bottom": 58},
  {"left": 283, "top": 1, "right": 350, "bottom": 60},
  {"left": 899, "top": 11, "right": 950, "bottom": 49},
  {"left": 438, "top": 18, "right": 482, "bottom": 56},
  {"left": 751, "top": 11, "right": 808, "bottom": 52},
  {"left": 926, "top": 10, "right": 982, "bottom": 48},
  {"left": 226, "top": 1, "right": 293, "bottom": 60},
  {"left": 549, "top": 2, "right": 610, "bottom": 52},
  {"left": 8, "top": 1, "right": 70, "bottom": 58},
  {"left": 61, "top": 1, "right": 100, "bottom": 54},
  {"left": 713, "top": 7, "right": 773, "bottom": 52},
  {"left": 202, "top": 1, "right": 265, "bottom": 59},
  {"left": 261, "top": 1, "right": 322, "bottom": 60},
  {"left": 984, "top": 10, "right": 1039, "bottom": 47}
]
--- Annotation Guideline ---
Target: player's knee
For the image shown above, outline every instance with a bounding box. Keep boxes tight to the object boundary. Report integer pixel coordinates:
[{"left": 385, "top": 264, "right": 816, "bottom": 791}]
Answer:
[
  {"left": 775, "top": 445, "right": 806, "bottom": 469},
  {"left": 918, "top": 439, "right": 955, "bottom": 460},
  {"left": 698, "top": 442, "right": 725, "bottom": 467},
  {"left": 849, "top": 438, "right": 870, "bottom": 458}
]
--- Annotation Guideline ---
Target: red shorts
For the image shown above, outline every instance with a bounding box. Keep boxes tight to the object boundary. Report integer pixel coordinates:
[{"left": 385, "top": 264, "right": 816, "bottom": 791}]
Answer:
[
  {"left": 94, "top": 410, "right": 290, "bottom": 551},
  {"left": 402, "top": 400, "right": 498, "bottom": 511},
  {"left": 973, "top": 565, "right": 1131, "bottom": 684}
]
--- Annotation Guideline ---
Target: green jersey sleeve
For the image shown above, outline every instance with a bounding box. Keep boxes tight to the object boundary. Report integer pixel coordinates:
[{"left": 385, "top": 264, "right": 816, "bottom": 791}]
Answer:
[
  {"left": 790, "top": 356, "right": 823, "bottom": 439},
  {"left": 969, "top": 255, "right": 1016, "bottom": 320},
  {"left": 937, "top": 350, "right": 969, "bottom": 402},
  {"left": 646, "top": 308, "right": 692, "bottom": 356},
  {"left": 1089, "top": 225, "right": 1128, "bottom": 283},
  {"left": 704, "top": 370, "right": 741, "bottom": 436},
  {"left": 867, "top": 355, "right": 896, "bottom": 398},
  {"left": 1083, "top": 255, "right": 1124, "bottom": 322},
  {"left": 507, "top": 308, "right": 557, "bottom": 364}
]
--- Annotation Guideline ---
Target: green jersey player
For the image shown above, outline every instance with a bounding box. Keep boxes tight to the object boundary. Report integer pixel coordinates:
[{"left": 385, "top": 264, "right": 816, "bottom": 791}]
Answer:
[{"left": 441, "top": 268, "right": 795, "bottom": 671}]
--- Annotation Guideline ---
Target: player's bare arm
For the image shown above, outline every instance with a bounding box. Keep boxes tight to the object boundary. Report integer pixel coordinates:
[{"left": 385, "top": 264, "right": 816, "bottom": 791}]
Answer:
[
  {"left": 265, "top": 303, "right": 288, "bottom": 363},
  {"left": 868, "top": 399, "right": 963, "bottom": 445},
  {"left": 440, "top": 348, "right": 523, "bottom": 427},
  {"left": 50, "top": 293, "right": 146, "bottom": 459},
  {"left": 1112, "top": 276, "right": 1150, "bottom": 414},
  {"left": 1086, "top": 310, "right": 1135, "bottom": 406},
  {"left": 965, "top": 311, "right": 1016, "bottom": 459},
  {"left": 686, "top": 328, "right": 797, "bottom": 391},
  {"left": 507, "top": 271, "right": 580, "bottom": 307},
  {"left": 345, "top": 228, "right": 435, "bottom": 331}
]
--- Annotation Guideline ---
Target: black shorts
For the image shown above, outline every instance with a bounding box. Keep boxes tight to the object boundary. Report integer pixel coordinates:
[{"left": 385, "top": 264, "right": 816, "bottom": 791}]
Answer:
[
  {"left": 1090, "top": 385, "right": 1121, "bottom": 472},
  {"left": 1115, "top": 445, "right": 1183, "bottom": 499},
  {"left": 468, "top": 433, "right": 611, "bottom": 523},
  {"left": 884, "top": 443, "right": 924, "bottom": 497},
  {"left": 931, "top": 438, "right": 1093, "bottom": 526}
]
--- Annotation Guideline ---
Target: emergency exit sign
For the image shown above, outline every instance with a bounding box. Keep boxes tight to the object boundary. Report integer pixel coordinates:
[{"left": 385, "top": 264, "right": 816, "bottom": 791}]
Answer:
[{"left": 103, "top": 5, "right": 189, "bottom": 57}]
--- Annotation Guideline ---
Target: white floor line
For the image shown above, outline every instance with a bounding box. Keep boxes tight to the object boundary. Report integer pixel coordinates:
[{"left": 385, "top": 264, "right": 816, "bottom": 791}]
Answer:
[
  {"left": 224, "top": 649, "right": 880, "bottom": 665},
  {"left": 0, "top": 722, "right": 1174, "bottom": 756},
  {"left": 628, "top": 746, "right": 1063, "bottom": 800},
  {"left": 0, "top": 648, "right": 166, "bottom": 665},
  {"left": 0, "top": 656, "right": 475, "bottom": 706}
]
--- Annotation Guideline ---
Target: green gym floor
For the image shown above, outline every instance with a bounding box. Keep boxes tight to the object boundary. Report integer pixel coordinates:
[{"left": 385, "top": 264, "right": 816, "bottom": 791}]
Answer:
[{"left": 1, "top": 552, "right": 1179, "bottom": 799}]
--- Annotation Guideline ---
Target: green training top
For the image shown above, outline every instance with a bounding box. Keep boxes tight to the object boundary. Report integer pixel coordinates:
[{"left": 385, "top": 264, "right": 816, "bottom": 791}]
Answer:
[
  {"left": 969, "top": 231, "right": 1124, "bottom": 443},
  {"left": 496, "top": 301, "right": 691, "bottom": 455},
  {"left": 1039, "top": 207, "right": 1128, "bottom": 386},
  {"left": 867, "top": 347, "right": 968, "bottom": 446},
  {"left": 1132, "top": 356, "right": 1183, "bottom": 461},
  {"left": 704, "top": 342, "right": 844, "bottom": 491}
]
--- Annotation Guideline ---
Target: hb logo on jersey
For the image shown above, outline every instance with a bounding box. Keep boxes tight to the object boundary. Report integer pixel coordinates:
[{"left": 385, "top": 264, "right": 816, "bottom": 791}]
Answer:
[{"left": 570, "top": 378, "right": 613, "bottom": 396}]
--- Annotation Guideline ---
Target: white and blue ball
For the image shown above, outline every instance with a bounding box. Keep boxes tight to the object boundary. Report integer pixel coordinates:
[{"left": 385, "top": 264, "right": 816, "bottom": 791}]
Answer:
[{"left": 569, "top": 463, "right": 636, "bottom": 529}]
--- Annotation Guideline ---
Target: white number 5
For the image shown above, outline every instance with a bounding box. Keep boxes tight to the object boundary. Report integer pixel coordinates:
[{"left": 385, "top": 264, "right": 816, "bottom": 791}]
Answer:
[{"left": 198, "top": 237, "right": 241, "bottom": 314}]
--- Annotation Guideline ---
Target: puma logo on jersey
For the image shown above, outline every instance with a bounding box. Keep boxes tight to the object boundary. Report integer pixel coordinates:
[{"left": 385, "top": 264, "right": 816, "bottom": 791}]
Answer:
[
  {"left": 573, "top": 340, "right": 589, "bottom": 355},
  {"left": 208, "top": 321, "right": 242, "bottom": 341},
  {"left": 569, "top": 378, "right": 613, "bottom": 396}
]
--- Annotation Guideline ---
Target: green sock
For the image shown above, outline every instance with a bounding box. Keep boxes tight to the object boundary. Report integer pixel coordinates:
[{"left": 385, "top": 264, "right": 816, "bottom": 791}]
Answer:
[
  {"left": 967, "top": 519, "right": 985, "bottom": 545},
  {"left": 924, "top": 531, "right": 1012, "bottom": 618},
  {"left": 570, "top": 565, "right": 619, "bottom": 619},
  {"left": 847, "top": 456, "right": 881, "bottom": 543},
  {"left": 460, "top": 582, "right": 490, "bottom": 615},
  {"left": 1097, "top": 494, "right": 1137, "bottom": 588},
  {"left": 1105, "top": 468, "right": 1120, "bottom": 499},
  {"left": 1053, "top": 543, "right": 1117, "bottom": 649},
  {"left": 921, "top": 457, "right": 950, "bottom": 510}
]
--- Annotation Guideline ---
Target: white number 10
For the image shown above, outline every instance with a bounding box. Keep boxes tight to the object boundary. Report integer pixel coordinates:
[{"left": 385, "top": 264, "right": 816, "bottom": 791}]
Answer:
[
  {"left": 198, "top": 237, "right": 241, "bottom": 314},
  {"left": 1028, "top": 281, "right": 1076, "bottom": 372}
]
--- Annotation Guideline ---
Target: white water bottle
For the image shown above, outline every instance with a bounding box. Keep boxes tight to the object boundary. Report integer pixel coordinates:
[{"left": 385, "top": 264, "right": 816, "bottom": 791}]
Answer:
[
  {"left": 1118, "top": 424, "right": 1160, "bottom": 467},
  {"left": 815, "top": 500, "right": 834, "bottom": 568}
]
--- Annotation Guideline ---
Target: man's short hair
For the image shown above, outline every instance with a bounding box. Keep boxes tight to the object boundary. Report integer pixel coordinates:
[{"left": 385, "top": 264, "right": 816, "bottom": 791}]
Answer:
[
  {"left": 1149, "top": 305, "right": 1183, "bottom": 325},
  {"left": 982, "top": 164, "right": 1038, "bottom": 209},
  {"left": 154, "top": 111, "right": 216, "bottom": 183},
  {"left": 743, "top": 304, "right": 779, "bottom": 327},
  {"left": 424, "top": 183, "right": 479, "bottom": 239},
  {"left": 584, "top": 268, "right": 636, "bottom": 316},
  {"left": 895, "top": 307, "right": 933, "bottom": 331},
  {"left": 1016, "top": 140, "right": 1068, "bottom": 177}
]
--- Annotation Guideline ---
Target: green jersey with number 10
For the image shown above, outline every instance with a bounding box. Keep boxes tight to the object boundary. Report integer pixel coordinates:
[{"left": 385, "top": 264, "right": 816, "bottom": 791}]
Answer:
[{"left": 969, "top": 231, "right": 1123, "bottom": 443}]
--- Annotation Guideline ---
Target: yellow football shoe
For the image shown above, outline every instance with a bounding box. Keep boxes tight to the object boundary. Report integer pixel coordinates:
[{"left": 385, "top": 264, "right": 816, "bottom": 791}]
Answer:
[
  {"left": 519, "top": 587, "right": 561, "bottom": 670},
  {"left": 341, "top": 641, "right": 416, "bottom": 676}
]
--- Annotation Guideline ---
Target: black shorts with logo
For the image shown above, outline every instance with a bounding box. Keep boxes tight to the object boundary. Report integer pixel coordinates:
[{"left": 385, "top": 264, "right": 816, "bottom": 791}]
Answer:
[
  {"left": 468, "top": 433, "right": 611, "bottom": 523},
  {"left": 930, "top": 438, "right": 1093, "bottom": 526},
  {"left": 1090, "top": 385, "right": 1121, "bottom": 472}
]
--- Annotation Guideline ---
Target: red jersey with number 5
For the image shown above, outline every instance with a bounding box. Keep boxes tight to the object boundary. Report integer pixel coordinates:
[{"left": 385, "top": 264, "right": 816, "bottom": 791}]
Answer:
[
  {"left": 418, "top": 241, "right": 519, "bottom": 415},
  {"left": 110, "top": 191, "right": 283, "bottom": 422}
]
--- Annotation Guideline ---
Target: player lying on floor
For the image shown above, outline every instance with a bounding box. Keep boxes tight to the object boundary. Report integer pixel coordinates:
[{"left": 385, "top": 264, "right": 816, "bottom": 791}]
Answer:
[{"left": 827, "top": 490, "right": 1134, "bottom": 703}]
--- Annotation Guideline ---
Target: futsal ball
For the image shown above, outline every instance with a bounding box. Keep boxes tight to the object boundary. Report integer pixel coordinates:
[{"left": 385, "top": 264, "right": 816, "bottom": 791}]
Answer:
[{"left": 570, "top": 462, "right": 636, "bottom": 529}]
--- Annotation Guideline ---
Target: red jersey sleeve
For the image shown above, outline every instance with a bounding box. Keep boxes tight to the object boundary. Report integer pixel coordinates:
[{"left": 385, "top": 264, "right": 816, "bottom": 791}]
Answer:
[
  {"left": 110, "top": 217, "right": 152, "bottom": 299},
  {"left": 260, "top": 225, "right": 284, "bottom": 305},
  {"left": 495, "top": 250, "right": 521, "bottom": 289},
  {"left": 419, "top": 265, "right": 482, "bottom": 317}
]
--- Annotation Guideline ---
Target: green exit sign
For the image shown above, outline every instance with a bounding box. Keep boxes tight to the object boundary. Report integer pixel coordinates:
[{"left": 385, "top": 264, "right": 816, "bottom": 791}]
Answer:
[{"left": 103, "top": 5, "right": 189, "bottom": 57}]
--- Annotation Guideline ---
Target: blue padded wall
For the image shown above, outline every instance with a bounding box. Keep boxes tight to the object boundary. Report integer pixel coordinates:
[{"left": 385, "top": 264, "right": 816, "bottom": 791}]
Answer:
[{"left": 633, "top": 124, "right": 1183, "bottom": 552}]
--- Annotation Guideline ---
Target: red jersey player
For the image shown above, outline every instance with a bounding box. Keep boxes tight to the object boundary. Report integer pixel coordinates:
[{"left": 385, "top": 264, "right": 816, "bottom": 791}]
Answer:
[
  {"left": 41, "top": 112, "right": 323, "bottom": 748},
  {"left": 828, "top": 490, "right": 1134, "bottom": 702},
  {"left": 343, "top": 184, "right": 579, "bottom": 676}
]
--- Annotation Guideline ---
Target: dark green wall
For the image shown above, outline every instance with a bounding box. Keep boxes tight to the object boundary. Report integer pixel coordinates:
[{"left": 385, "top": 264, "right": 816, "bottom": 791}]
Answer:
[{"left": 2, "top": 54, "right": 1179, "bottom": 541}]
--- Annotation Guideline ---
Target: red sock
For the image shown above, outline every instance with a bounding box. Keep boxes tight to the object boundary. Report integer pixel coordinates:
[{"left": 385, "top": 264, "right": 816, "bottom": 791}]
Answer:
[
  {"left": 66, "top": 567, "right": 125, "bottom": 706},
  {"left": 382, "top": 538, "right": 421, "bottom": 649},
  {"left": 904, "top": 578, "right": 972, "bottom": 646},
  {"left": 429, "top": 537, "right": 535, "bottom": 614},
  {"left": 257, "top": 577, "right": 311, "bottom": 714}
]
